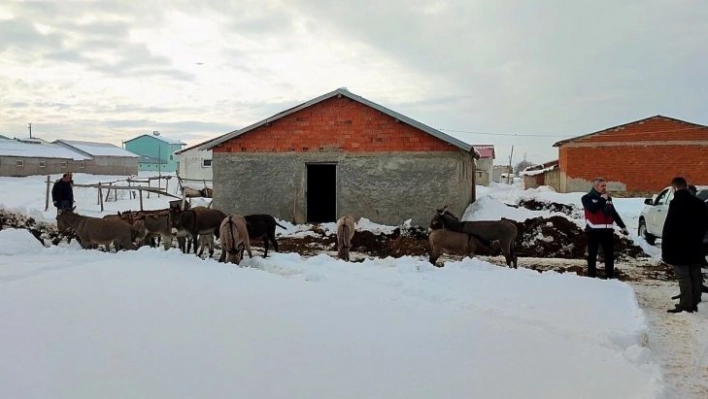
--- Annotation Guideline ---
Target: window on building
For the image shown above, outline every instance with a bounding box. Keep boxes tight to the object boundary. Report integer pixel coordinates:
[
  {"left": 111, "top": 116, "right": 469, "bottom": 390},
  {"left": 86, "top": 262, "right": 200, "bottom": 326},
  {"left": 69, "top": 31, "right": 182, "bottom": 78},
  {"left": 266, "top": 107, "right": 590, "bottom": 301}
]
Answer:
[
  {"left": 39, "top": 161, "right": 47, "bottom": 168},
  {"left": 202, "top": 159, "right": 212, "bottom": 168},
  {"left": 79, "top": 161, "right": 86, "bottom": 169},
  {"left": 16, "top": 160, "right": 24, "bottom": 167},
  {"left": 60, "top": 161, "right": 67, "bottom": 169},
  {"left": 170, "top": 155, "right": 173, "bottom": 161}
]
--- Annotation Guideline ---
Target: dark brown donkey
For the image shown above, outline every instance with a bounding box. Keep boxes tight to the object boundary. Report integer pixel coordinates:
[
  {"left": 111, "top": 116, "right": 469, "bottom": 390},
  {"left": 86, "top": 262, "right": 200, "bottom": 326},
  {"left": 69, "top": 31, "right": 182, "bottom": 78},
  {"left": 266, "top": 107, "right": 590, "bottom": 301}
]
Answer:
[
  {"left": 244, "top": 214, "right": 286, "bottom": 257},
  {"left": 170, "top": 206, "right": 226, "bottom": 257},
  {"left": 429, "top": 206, "right": 518, "bottom": 268}
]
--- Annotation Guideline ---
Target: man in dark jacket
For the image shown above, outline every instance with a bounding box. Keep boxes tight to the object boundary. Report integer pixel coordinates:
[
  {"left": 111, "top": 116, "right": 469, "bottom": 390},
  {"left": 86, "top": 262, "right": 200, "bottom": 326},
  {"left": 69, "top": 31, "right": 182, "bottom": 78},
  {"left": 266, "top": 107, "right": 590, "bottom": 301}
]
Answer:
[
  {"left": 51, "top": 173, "right": 74, "bottom": 214},
  {"left": 581, "top": 177, "right": 629, "bottom": 279},
  {"left": 662, "top": 177, "right": 708, "bottom": 313}
]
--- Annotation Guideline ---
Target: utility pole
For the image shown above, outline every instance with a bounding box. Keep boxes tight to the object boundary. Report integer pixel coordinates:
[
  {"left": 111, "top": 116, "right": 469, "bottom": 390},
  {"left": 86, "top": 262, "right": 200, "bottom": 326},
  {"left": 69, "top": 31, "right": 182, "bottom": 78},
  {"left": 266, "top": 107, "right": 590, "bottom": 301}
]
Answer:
[
  {"left": 507, "top": 145, "right": 514, "bottom": 184},
  {"left": 28, "top": 123, "right": 32, "bottom": 138}
]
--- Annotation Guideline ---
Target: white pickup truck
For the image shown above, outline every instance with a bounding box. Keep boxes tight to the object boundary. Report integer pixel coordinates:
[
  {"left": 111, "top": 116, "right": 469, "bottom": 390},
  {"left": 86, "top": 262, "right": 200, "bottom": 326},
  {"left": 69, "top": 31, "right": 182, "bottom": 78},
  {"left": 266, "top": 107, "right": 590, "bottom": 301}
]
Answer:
[{"left": 638, "top": 188, "right": 708, "bottom": 261}]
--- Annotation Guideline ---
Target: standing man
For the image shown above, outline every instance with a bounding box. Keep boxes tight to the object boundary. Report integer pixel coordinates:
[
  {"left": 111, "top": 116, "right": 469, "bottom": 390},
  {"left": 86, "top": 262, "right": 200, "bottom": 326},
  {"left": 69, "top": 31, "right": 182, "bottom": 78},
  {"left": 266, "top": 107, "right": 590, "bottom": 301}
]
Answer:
[
  {"left": 662, "top": 177, "right": 708, "bottom": 313},
  {"left": 52, "top": 172, "right": 74, "bottom": 215},
  {"left": 581, "top": 177, "right": 629, "bottom": 279}
]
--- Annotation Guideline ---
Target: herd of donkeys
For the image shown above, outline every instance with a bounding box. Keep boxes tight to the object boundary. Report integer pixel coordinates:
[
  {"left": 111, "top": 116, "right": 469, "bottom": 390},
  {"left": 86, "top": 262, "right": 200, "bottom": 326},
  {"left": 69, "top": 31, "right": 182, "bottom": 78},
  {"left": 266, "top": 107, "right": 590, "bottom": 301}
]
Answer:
[
  {"left": 55, "top": 201, "right": 520, "bottom": 268},
  {"left": 54, "top": 201, "right": 358, "bottom": 265}
]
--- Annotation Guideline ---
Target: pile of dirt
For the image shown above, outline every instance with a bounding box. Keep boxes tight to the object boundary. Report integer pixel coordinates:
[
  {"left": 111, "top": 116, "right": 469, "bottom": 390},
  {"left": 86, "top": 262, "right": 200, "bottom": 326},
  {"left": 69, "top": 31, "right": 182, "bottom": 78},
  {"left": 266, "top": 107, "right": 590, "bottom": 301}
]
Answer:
[
  {"left": 511, "top": 198, "right": 648, "bottom": 259},
  {"left": 0, "top": 209, "right": 77, "bottom": 246},
  {"left": 516, "top": 198, "right": 583, "bottom": 219}
]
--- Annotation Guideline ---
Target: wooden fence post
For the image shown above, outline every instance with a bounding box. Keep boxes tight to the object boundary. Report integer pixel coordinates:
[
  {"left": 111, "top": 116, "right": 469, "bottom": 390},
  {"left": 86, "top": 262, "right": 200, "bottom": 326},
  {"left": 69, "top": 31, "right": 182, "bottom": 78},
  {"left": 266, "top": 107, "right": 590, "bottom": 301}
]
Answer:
[
  {"left": 45, "top": 175, "right": 51, "bottom": 211},
  {"left": 139, "top": 189, "right": 144, "bottom": 211},
  {"left": 98, "top": 182, "right": 104, "bottom": 212}
]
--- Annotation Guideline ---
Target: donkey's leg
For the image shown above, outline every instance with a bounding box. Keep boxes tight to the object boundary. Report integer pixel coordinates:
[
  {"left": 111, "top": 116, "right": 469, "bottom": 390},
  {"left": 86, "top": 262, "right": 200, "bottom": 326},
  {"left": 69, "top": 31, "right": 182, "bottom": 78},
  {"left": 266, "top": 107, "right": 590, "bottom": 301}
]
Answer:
[{"left": 262, "top": 234, "right": 269, "bottom": 258}]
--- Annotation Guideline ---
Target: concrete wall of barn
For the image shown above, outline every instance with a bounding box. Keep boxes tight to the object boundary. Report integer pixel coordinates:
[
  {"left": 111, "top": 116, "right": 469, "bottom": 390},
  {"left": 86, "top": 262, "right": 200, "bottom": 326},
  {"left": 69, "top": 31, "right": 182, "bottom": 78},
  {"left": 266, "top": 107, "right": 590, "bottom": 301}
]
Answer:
[
  {"left": 558, "top": 117, "right": 708, "bottom": 192},
  {"left": 0, "top": 156, "right": 137, "bottom": 177},
  {"left": 89, "top": 156, "right": 139, "bottom": 175},
  {"left": 212, "top": 151, "right": 475, "bottom": 226}
]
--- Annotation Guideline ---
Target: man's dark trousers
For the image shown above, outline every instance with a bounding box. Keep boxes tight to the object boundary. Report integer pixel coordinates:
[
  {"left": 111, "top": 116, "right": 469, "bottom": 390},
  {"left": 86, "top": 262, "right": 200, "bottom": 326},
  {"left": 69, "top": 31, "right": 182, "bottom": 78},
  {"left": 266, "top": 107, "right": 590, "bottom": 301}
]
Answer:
[
  {"left": 673, "top": 264, "right": 702, "bottom": 310},
  {"left": 587, "top": 229, "right": 615, "bottom": 278}
]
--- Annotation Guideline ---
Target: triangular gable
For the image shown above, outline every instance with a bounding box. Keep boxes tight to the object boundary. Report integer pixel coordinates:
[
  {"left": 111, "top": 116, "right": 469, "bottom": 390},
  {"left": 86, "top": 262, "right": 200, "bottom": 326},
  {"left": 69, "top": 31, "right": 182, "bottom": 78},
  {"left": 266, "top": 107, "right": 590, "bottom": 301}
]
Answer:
[
  {"left": 553, "top": 115, "right": 708, "bottom": 147},
  {"left": 202, "top": 88, "right": 479, "bottom": 158}
]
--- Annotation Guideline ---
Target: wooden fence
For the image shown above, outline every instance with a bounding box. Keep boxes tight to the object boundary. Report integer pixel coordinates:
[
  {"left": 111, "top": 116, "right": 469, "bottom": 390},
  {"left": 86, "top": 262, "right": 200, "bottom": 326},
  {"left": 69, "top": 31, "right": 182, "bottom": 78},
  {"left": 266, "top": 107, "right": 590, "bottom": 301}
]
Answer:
[{"left": 44, "top": 175, "right": 180, "bottom": 212}]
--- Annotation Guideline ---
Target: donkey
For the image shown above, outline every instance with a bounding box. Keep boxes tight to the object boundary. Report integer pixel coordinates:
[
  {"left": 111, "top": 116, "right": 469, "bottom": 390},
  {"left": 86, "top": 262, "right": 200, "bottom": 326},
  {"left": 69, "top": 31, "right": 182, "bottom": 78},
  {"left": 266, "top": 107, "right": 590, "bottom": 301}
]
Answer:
[
  {"left": 336, "top": 215, "right": 356, "bottom": 261},
  {"left": 169, "top": 206, "right": 225, "bottom": 257},
  {"left": 244, "top": 214, "right": 287, "bottom": 258},
  {"left": 428, "top": 228, "right": 500, "bottom": 266},
  {"left": 57, "top": 209, "right": 140, "bottom": 251},
  {"left": 218, "top": 215, "right": 252, "bottom": 265},
  {"left": 429, "top": 206, "right": 518, "bottom": 268}
]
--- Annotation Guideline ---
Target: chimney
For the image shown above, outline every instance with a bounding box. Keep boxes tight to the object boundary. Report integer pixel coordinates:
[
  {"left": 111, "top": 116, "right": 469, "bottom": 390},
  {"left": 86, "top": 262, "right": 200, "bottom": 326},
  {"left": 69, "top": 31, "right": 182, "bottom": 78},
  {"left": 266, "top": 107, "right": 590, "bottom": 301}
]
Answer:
[{"left": 153, "top": 131, "right": 160, "bottom": 136}]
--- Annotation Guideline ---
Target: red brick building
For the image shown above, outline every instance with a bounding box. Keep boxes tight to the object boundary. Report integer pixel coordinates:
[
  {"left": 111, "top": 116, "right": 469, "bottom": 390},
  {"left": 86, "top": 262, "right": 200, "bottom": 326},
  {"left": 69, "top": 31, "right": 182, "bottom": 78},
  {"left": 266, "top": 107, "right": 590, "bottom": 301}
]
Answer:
[
  {"left": 199, "top": 88, "right": 480, "bottom": 225},
  {"left": 553, "top": 115, "right": 708, "bottom": 192}
]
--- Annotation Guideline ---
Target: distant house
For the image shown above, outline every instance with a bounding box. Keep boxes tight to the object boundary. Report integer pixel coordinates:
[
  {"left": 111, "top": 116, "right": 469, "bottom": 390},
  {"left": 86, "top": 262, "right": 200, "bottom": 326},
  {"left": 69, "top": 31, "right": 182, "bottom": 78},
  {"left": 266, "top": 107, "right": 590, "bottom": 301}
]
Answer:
[
  {"left": 520, "top": 160, "right": 560, "bottom": 190},
  {"left": 493, "top": 165, "right": 514, "bottom": 184},
  {"left": 123, "top": 131, "right": 185, "bottom": 172},
  {"left": 553, "top": 115, "right": 708, "bottom": 192},
  {"left": 53, "top": 140, "right": 139, "bottom": 176},
  {"left": 472, "top": 145, "right": 495, "bottom": 186},
  {"left": 174, "top": 136, "right": 220, "bottom": 183},
  {"left": 0, "top": 139, "right": 89, "bottom": 177}
]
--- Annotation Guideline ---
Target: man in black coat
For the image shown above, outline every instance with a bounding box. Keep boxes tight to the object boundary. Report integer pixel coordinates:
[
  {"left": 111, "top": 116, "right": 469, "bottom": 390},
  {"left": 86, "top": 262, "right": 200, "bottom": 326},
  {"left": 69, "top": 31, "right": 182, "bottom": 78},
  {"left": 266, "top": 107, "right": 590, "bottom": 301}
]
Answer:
[
  {"left": 51, "top": 172, "right": 74, "bottom": 215},
  {"left": 662, "top": 176, "right": 708, "bottom": 313}
]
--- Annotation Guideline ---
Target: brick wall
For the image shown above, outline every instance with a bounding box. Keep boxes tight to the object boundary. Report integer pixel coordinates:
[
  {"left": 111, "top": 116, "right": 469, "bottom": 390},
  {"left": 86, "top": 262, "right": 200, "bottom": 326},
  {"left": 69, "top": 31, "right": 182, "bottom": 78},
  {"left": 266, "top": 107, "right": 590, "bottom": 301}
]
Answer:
[
  {"left": 213, "top": 96, "right": 458, "bottom": 154},
  {"left": 558, "top": 116, "right": 708, "bottom": 191}
]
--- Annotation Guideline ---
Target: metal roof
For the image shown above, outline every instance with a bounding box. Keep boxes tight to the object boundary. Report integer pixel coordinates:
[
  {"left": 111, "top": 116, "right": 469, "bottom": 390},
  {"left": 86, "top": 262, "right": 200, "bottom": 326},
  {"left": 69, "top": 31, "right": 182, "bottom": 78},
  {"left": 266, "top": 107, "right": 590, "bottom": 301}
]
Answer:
[
  {"left": 54, "top": 140, "right": 138, "bottom": 158},
  {"left": 124, "top": 134, "right": 186, "bottom": 146},
  {"left": 201, "top": 88, "right": 478, "bottom": 157}
]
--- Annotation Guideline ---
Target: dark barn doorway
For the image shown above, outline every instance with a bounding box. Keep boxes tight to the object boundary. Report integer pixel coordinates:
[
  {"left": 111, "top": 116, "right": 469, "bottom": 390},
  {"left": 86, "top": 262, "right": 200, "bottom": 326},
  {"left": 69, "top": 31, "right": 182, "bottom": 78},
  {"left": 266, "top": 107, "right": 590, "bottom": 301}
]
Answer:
[{"left": 306, "top": 163, "right": 337, "bottom": 223}]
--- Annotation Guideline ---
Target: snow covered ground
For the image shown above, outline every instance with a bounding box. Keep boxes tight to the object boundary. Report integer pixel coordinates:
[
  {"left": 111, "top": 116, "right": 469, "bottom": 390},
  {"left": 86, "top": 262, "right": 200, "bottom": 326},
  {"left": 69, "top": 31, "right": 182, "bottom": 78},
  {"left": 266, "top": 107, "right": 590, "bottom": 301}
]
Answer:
[{"left": 0, "top": 173, "right": 678, "bottom": 398}]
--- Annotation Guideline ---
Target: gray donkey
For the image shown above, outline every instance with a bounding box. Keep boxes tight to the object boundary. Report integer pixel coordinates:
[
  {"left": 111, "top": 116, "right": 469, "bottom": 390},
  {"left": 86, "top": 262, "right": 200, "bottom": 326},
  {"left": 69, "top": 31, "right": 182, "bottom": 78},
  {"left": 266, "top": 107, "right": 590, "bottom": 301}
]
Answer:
[
  {"left": 336, "top": 215, "right": 356, "bottom": 261},
  {"left": 428, "top": 228, "right": 500, "bottom": 266},
  {"left": 57, "top": 209, "right": 141, "bottom": 251},
  {"left": 429, "top": 206, "right": 518, "bottom": 268}
]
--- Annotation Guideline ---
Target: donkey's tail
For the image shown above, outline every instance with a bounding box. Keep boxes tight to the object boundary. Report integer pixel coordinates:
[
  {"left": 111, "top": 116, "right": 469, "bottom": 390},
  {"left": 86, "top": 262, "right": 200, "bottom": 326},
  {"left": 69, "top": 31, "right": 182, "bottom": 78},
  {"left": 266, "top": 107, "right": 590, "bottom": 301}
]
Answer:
[
  {"left": 275, "top": 222, "right": 287, "bottom": 229},
  {"left": 227, "top": 216, "right": 239, "bottom": 255},
  {"left": 338, "top": 224, "right": 351, "bottom": 249}
]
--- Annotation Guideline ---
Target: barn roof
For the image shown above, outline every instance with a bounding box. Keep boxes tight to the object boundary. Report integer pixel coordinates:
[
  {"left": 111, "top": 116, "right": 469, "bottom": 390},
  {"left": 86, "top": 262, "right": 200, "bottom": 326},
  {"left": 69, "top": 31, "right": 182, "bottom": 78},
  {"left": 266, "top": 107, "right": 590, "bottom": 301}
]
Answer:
[
  {"left": 54, "top": 140, "right": 139, "bottom": 158},
  {"left": 553, "top": 115, "right": 708, "bottom": 147},
  {"left": 201, "top": 88, "right": 479, "bottom": 157},
  {"left": 0, "top": 140, "right": 90, "bottom": 160}
]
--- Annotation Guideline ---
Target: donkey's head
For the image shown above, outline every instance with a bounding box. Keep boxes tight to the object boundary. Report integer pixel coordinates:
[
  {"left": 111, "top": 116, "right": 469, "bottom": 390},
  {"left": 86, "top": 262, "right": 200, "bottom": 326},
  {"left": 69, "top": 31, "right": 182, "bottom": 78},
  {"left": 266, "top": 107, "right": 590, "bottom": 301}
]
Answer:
[{"left": 428, "top": 205, "right": 462, "bottom": 232}]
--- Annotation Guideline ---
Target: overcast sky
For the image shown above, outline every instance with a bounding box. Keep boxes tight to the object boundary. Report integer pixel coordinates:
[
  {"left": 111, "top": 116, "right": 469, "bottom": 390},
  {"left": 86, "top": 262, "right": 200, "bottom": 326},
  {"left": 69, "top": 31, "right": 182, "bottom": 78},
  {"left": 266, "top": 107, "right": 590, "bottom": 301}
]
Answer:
[{"left": 1, "top": 0, "right": 707, "bottom": 164}]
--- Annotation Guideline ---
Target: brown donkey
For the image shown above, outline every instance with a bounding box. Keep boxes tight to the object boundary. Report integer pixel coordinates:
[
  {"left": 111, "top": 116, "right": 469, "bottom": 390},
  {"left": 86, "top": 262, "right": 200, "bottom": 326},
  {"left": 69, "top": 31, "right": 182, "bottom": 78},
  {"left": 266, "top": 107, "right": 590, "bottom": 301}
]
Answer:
[
  {"left": 218, "top": 215, "right": 252, "bottom": 265},
  {"left": 336, "top": 215, "right": 356, "bottom": 261}
]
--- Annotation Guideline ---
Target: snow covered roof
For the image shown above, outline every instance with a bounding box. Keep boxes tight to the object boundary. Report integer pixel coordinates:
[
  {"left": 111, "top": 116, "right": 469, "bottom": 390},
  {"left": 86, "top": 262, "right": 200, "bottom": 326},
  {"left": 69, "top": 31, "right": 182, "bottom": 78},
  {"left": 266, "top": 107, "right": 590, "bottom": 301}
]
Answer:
[
  {"left": 54, "top": 140, "right": 138, "bottom": 158},
  {"left": 0, "top": 140, "right": 90, "bottom": 160},
  {"left": 124, "top": 134, "right": 186, "bottom": 146}
]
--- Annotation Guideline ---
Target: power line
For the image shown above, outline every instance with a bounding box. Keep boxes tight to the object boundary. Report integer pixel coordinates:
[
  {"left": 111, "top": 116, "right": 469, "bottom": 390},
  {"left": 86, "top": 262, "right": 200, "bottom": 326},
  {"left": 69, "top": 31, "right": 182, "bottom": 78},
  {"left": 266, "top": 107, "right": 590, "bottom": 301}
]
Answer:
[{"left": 438, "top": 128, "right": 565, "bottom": 138}]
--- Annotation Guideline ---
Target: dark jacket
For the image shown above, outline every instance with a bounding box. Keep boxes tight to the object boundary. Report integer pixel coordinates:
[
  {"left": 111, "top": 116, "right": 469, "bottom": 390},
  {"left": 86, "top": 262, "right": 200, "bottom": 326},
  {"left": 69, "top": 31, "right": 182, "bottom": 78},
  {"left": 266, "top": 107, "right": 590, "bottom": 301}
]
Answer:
[
  {"left": 581, "top": 188, "right": 626, "bottom": 231},
  {"left": 51, "top": 178, "right": 74, "bottom": 204},
  {"left": 661, "top": 189, "right": 708, "bottom": 265}
]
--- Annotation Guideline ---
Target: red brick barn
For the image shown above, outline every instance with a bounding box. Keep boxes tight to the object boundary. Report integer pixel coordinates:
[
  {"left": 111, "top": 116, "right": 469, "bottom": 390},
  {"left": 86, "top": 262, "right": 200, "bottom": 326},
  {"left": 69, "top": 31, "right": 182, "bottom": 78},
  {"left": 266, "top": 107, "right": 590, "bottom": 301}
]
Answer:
[
  {"left": 553, "top": 115, "right": 708, "bottom": 193},
  {"left": 201, "top": 88, "right": 480, "bottom": 225}
]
